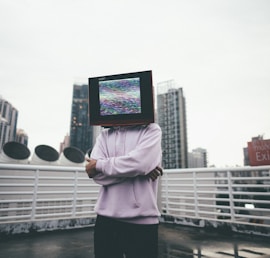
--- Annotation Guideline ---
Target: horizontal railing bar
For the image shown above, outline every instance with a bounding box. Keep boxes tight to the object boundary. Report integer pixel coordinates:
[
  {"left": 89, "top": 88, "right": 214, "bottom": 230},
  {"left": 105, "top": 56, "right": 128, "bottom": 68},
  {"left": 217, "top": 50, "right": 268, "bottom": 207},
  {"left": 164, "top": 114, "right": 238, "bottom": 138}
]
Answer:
[
  {"left": 35, "top": 205, "right": 73, "bottom": 210},
  {"left": 198, "top": 210, "right": 230, "bottom": 215},
  {"left": 38, "top": 176, "right": 75, "bottom": 180},
  {"left": 0, "top": 163, "right": 85, "bottom": 172},
  {"left": 214, "top": 205, "right": 231, "bottom": 209},
  {"left": 76, "top": 204, "right": 95, "bottom": 208},
  {"left": 234, "top": 206, "right": 270, "bottom": 212},
  {"left": 0, "top": 207, "right": 32, "bottom": 212},
  {"left": 35, "top": 198, "right": 97, "bottom": 202},
  {"left": 166, "top": 202, "right": 195, "bottom": 207},
  {"left": 231, "top": 176, "right": 270, "bottom": 180},
  {"left": 162, "top": 178, "right": 219, "bottom": 181},
  {"left": 76, "top": 197, "right": 96, "bottom": 201},
  {"left": 0, "top": 192, "right": 34, "bottom": 195},
  {"left": 231, "top": 184, "right": 270, "bottom": 188},
  {"left": 0, "top": 176, "right": 35, "bottom": 179},
  {"left": 165, "top": 190, "right": 195, "bottom": 193},
  {"left": 163, "top": 178, "right": 267, "bottom": 182},
  {"left": 0, "top": 214, "right": 31, "bottom": 220},
  {"left": 36, "top": 198, "right": 73, "bottom": 202},
  {"left": 75, "top": 211, "right": 96, "bottom": 215},
  {"left": 76, "top": 183, "right": 99, "bottom": 187},
  {"left": 34, "top": 212, "right": 74, "bottom": 218},
  {"left": 0, "top": 184, "right": 35, "bottom": 187},
  {"left": 232, "top": 199, "right": 270, "bottom": 204},
  {"left": 76, "top": 190, "right": 100, "bottom": 194},
  {"left": 35, "top": 191, "right": 76, "bottom": 194},
  {"left": 163, "top": 166, "right": 270, "bottom": 173},
  {"left": 165, "top": 208, "right": 196, "bottom": 213},
  {"left": 231, "top": 191, "right": 270, "bottom": 195},
  {"left": 38, "top": 184, "right": 75, "bottom": 187},
  {"left": 0, "top": 199, "right": 33, "bottom": 203},
  {"left": 162, "top": 184, "right": 229, "bottom": 187}
]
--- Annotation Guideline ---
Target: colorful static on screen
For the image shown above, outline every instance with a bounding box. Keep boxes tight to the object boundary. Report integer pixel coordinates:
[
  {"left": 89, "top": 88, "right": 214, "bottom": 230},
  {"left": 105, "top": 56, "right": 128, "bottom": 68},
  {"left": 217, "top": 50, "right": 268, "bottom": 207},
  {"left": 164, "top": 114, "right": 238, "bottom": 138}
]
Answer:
[{"left": 99, "top": 77, "right": 142, "bottom": 116}]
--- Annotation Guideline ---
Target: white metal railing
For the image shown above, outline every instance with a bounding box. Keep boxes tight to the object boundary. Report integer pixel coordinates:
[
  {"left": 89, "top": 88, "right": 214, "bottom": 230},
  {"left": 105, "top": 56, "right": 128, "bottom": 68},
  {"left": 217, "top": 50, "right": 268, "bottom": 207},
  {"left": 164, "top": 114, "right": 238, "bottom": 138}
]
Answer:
[
  {"left": 0, "top": 163, "right": 99, "bottom": 224},
  {"left": 0, "top": 163, "right": 270, "bottom": 232},
  {"left": 160, "top": 166, "right": 270, "bottom": 228}
]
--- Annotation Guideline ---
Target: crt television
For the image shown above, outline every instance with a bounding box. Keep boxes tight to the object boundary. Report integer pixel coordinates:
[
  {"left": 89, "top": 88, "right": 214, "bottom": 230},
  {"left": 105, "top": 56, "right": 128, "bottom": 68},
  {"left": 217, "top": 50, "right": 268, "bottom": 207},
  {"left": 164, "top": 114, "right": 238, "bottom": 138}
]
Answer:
[{"left": 88, "top": 70, "right": 154, "bottom": 126}]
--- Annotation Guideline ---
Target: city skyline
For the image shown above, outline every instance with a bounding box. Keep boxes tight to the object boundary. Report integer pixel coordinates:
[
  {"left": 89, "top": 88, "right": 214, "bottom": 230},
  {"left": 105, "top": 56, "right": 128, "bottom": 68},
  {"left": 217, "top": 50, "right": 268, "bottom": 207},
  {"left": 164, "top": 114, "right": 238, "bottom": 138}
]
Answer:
[{"left": 1, "top": 0, "right": 270, "bottom": 167}]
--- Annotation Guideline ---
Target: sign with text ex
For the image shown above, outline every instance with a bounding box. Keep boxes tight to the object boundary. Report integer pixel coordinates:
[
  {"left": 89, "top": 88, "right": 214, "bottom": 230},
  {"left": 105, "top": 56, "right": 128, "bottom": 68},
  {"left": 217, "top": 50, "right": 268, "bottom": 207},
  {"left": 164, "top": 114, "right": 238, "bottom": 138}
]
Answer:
[{"left": 248, "top": 139, "right": 270, "bottom": 166}]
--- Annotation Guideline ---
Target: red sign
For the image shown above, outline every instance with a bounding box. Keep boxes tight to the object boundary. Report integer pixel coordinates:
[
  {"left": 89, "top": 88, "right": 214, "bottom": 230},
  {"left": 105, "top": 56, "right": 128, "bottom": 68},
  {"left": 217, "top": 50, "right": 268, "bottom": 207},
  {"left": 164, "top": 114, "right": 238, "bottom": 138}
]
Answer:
[{"left": 247, "top": 139, "right": 270, "bottom": 166}]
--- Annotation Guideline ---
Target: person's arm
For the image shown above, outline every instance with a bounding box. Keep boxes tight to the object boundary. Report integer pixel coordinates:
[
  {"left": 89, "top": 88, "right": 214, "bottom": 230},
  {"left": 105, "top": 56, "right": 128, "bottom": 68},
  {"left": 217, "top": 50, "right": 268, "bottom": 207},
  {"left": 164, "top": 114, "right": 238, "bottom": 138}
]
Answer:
[
  {"left": 96, "top": 124, "right": 162, "bottom": 178},
  {"left": 85, "top": 130, "right": 126, "bottom": 186},
  {"left": 86, "top": 158, "right": 163, "bottom": 181}
]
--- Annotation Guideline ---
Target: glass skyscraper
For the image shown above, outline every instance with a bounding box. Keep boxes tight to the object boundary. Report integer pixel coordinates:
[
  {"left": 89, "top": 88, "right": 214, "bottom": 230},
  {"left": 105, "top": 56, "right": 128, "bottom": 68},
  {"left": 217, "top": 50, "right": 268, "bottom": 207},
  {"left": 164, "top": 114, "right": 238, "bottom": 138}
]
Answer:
[
  {"left": 69, "top": 84, "right": 94, "bottom": 154},
  {"left": 0, "top": 97, "right": 18, "bottom": 150},
  {"left": 157, "top": 80, "right": 188, "bottom": 169}
]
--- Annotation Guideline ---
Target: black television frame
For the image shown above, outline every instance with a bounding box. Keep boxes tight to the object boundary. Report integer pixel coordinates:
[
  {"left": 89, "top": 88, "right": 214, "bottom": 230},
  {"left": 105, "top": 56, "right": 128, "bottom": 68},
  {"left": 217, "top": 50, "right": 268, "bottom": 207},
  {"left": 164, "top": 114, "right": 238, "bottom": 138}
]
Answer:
[{"left": 88, "top": 70, "right": 154, "bottom": 126}]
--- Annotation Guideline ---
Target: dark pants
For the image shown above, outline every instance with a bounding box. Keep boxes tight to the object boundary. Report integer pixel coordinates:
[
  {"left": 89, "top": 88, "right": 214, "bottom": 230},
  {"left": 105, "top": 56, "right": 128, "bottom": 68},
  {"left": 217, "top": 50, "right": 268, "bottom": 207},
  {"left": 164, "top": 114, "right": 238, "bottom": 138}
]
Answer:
[{"left": 94, "top": 215, "right": 159, "bottom": 258}]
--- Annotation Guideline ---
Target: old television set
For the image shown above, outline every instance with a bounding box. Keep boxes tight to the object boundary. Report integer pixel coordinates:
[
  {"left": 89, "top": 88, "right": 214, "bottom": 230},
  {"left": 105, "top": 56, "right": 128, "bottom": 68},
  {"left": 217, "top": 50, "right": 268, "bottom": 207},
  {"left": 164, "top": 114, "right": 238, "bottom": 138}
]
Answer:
[{"left": 88, "top": 70, "right": 154, "bottom": 126}]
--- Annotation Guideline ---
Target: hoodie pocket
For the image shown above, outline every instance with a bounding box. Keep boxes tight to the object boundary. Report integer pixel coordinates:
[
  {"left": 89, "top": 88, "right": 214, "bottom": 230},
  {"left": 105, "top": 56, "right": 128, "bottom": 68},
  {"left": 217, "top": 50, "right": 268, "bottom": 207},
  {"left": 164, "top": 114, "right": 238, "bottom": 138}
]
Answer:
[{"left": 132, "top": 178, "right": 159, "bottom": 212}]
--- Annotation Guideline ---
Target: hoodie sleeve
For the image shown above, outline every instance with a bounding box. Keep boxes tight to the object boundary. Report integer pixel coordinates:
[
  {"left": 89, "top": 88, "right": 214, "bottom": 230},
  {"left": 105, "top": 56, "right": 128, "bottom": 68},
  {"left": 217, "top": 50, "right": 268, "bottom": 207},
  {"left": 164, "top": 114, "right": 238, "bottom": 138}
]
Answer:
[
  {"left": 96, "top": 123, "right": 162, "bottom": 178},
  {"left": 90, "top": 130, "right": 125, "bottom": 186}
]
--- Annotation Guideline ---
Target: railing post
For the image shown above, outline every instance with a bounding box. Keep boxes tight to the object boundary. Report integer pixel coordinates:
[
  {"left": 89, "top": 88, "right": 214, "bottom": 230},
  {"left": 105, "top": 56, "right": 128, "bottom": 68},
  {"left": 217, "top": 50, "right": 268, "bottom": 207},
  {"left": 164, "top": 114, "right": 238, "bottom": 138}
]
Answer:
[
  {"left": 72, "top": 170, "right": 79, "bottom": 217},
  {"left": 31, "top": 169, "right": 39, "bottom": 220},
  {"left": 193, "top": 171, "right": 199, "bottom": 218},
  {"left": 162, "top": 171, "right": 169, "bottom": 214},
  {"left": 227, "top": 170, "right": 235, "bottom": 222}
]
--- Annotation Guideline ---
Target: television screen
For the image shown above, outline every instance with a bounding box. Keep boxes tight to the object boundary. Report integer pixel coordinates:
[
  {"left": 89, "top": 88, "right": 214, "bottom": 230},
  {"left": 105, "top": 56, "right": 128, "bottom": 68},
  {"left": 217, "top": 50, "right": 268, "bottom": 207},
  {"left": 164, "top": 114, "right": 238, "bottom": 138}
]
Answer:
[
  {"left": 88, "top": 70, "right": 154, "bottom": 126},
  {"left": 99, "top": 77, "right": 141, "bottom": 116}
]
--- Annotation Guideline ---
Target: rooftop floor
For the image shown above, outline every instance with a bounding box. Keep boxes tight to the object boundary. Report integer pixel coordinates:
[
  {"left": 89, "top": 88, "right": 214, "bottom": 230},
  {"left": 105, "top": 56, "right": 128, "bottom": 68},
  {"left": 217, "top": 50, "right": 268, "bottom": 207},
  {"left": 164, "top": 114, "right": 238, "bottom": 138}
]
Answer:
[{"left": 1, "top": 223, "right": 270, "bottom": 258}]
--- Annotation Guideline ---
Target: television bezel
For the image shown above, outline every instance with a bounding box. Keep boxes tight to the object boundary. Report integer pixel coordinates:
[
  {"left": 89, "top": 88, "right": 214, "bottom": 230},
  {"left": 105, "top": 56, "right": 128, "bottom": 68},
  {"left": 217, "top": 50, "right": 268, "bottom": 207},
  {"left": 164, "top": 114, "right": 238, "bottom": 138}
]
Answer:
[{"left": 88, "top": 70, "right": 154, "bottom": 126}]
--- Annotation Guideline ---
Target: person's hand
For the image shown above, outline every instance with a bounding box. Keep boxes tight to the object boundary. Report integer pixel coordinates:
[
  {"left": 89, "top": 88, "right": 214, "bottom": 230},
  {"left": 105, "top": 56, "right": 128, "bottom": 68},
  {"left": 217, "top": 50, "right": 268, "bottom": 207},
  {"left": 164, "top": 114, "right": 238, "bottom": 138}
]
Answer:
[
  {"left": 85, "top": 158, "right": 98, "bottom": 178},
  {"left": 147, "top": 166, "right": 163, "bottom": 181}
]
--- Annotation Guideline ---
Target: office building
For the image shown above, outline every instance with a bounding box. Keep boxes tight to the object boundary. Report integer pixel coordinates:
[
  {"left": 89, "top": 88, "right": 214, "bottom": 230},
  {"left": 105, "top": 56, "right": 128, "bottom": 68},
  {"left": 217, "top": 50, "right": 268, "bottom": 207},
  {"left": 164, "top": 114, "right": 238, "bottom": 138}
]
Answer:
[
  {"left": 69, "top": 84, "right": 94, "bottom": 154},
  {"left": 157, "top": 80, "right": 188, "bottom": 168},
  {"left": 188, "top": 148, "right": 208, "bottom": 168},
  {"left": 59, "top": 133, "right": 70, "bottom": 153},
  {"left": 0, "top": 97, "right": 18, "bottom": 150}
]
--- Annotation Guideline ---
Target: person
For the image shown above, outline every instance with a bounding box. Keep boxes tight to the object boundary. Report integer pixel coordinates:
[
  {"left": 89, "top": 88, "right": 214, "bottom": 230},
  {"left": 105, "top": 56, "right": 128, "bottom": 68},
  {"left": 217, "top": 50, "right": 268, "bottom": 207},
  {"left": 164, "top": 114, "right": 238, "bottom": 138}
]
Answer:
[{"left": 85, "top": 123, "right": 162, "bottom": 258}]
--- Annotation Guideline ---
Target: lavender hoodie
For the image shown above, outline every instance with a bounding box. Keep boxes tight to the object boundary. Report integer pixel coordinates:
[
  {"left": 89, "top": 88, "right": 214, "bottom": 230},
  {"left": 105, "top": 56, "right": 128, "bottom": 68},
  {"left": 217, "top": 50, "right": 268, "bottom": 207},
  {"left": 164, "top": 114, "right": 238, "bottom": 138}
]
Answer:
[{"left": 90, "top": 123, "right": 162, "bottom": 224}]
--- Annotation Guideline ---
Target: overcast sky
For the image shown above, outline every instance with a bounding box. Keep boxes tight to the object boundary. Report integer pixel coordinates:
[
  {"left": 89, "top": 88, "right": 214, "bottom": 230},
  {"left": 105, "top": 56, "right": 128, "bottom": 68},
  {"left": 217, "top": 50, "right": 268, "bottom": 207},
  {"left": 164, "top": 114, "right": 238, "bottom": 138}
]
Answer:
[{"left": 1, "top": 0, "right": 269, "bottom": 167}]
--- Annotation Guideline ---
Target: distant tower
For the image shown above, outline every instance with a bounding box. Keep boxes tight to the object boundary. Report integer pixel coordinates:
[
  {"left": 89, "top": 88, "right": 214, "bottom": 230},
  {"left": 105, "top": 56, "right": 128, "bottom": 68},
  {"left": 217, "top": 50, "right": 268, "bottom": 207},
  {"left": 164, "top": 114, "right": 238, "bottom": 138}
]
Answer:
[
  {"left": 0, "top": 97, "right": 18, "bottom": 150},
  {"left": 157, "top": 80, "right": 188, "bottom": 168},
  {"left": 69, "top": 84, "right": 94, "bottom": 153},
  {"left": 59, "top": 133, "right": 70, "bottom": 154},
  {"left": 188, "top": 148, "right": 208, "bottom": 168},
  {"left": 16, "top": 129, "right": 28, "bottom": 146}
]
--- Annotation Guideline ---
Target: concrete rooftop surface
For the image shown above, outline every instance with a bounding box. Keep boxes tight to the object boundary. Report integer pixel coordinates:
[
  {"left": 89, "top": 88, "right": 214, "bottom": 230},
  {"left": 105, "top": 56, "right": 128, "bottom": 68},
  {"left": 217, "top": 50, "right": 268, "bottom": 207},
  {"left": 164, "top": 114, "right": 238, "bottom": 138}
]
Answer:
[{"left": 0, "top": 223, "right": 270, "bottom": 258}]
